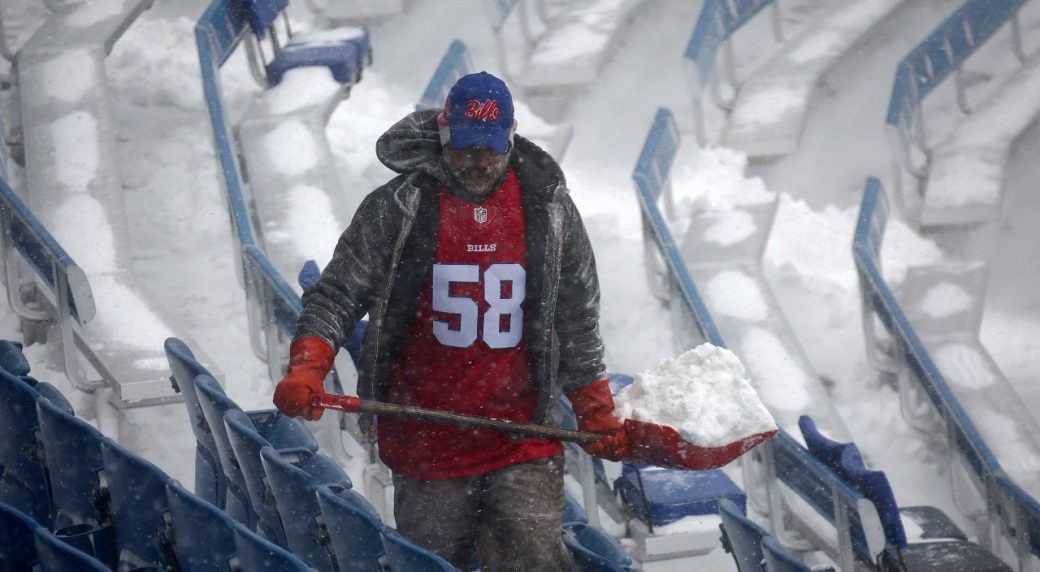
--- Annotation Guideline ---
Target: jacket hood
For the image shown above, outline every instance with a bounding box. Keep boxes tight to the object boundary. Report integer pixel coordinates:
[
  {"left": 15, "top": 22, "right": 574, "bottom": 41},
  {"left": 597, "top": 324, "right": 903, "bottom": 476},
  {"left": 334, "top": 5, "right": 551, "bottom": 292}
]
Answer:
[{"left": 375, "top": 109, "right": 567, "bottom": 197}]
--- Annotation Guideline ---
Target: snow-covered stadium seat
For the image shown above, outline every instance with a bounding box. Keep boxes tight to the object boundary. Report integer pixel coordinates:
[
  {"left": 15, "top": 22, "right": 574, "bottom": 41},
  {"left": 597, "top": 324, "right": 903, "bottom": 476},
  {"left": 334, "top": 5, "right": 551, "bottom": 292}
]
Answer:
[
  {"left": 922, "top": 50, "right": 1040, "bottom": 228},
  {"left": 635, "top": 107, "right": 848, "bottom": 441},
  {"left": 14, "top": 0, "right": 220, "bottom": 408},
  {"left": 885, "top": 0, "right": 1032, "bottom": 226},
  {"left": 316, "top": 483, "right": 387, "bottom": 572},
  {"left": 35, "top": 398, "right": 117, "bottom": 568},
  {"left": 761, "top": 536, "right": 812, "bottom": 572},
  {"left": 242, "top": 0, "right": 372, "bottom": 88},
  {"left": 164, "top": 337, "right": 230, "bottom": 509},
  {"left": 260, "top": 445, "right": 351, "bottom": 570},
  {"left": 721, "top": 0, "right": 903, "bottom": 158},
  {"left": 233, "top": 521, "right": 313, "bottom": 571},
  {"left": 195, "top": 372, "right": 318, "bottom": 529},
  {"left": 101, "top": 437, "right": 177, "bottom": 570},
  {"left": 718, "top": 497, "right": 770, "bottom": 572},
  {"left": 32, "top": 525, "right": 110, "bottom": 572},
  {"left": 0, "top": 367, "right": 56, "bottom": 527},
  {"left": 380, "top": 527, "right": 458, "bottom": 571},
  {"left": 0, "top": 501, "right": 41, "bottom": 570},
  {"left": 165, "top": 480, "right": 238, "bottom": 571},
  {"left": 485, "top": 0, "right": 645, "bottom": 92}
]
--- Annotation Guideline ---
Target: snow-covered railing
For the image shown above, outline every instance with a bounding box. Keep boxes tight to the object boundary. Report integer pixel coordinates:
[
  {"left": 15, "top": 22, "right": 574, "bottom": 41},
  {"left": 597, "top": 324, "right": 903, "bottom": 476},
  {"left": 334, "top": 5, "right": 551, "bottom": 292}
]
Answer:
[
  {"left": 416, "top": 40, "right": 472, "bottom": 112},
  {"left": 15, "top": 0, "right": 217, "bottom": 408},
  {"left": 0, "top": 174, "right": 96, "bottom": 389},
  {"left": 853, "top": 177, "right": 1040, "bottom": 568},
  {"left": 632, "top": 108, "right": 723, "bottom": 348},
  {"left": 885, "top": 0, "right": 1029, "bottom": 224},
  {"left": 682, "top": 0, "right": 783, "bottom": 145},
  {"left": 196, "top": 0, "right": 369, "bottom": 469},
  {"left": 720, "top": 0, "right": 904, "bottom": 158},
  {"left": 196, "top": 0, "right": 344, "bottom": 376},
  {"left": 634, "top": 107, "right": 903, "bottom": 567}
]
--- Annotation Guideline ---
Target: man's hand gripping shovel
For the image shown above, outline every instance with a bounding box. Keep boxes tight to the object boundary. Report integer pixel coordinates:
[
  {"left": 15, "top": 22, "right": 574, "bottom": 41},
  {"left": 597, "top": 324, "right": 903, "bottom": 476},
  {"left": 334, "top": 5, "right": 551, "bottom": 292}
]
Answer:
[{"left": 311, "top": 394, "right": 776, "bottom": 470}]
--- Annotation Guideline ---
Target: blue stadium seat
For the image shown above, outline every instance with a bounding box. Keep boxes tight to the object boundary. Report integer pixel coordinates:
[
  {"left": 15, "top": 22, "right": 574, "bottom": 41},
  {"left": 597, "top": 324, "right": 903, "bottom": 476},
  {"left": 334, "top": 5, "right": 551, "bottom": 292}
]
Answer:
[
  {"left": 232, "top": 522, "right": 312, "bottom": 572},
  {"left": 165, "top": 480, "right": 236, "bottom": 571},
  {"left": 260, "top": 445, "right": 350, "bottom": 571},
  {"left": 0, "top": 339, "right": 31, "bottom": 376},
  {"left": 35, "top": 398, "right": 116, "bottom": 567},
  {"left": 33, "top": 526, "right": 109, "bottom": 572},
  {"left": 241, "top": 0, "right": 372, "bottom": 86},
  {"left": 0, "top": 501, "right": 39, "bottom": 571},
  {"left": 0, "top": 368, "right": 54, "bottom": 526},
  {"left": 797, "top": 415, "right": 847, "bottom": 475},
  {"left": 617, "top": 465, "right": 745, "bottom": 527},
  {"left": 315, "top": 483, "right": 386, "bottom": 572},
  {"left": 562, "top": 523, "right": 634, "bottom": 572},
  {"left": 380, "top": 527, "right": 457, "bottom": 571},
  {"left": 223, "top": 408, "right": 289, "bottom": 546},
  {"left": 164, "top": 337, "right": 227, "bottom": 508},
  {"left": 761, "top": 536, "right": 811, "bottom": 572},
  {"left": 563, "top": 490, "right": 589, "bottom": 526},
  {"left": 838, "top": 446, "right": 1010, "bottom": 571},
  {"left": 195, "top": 373, "right": 317, "bottom": 527},
  {"left": 718, "top": 497, "right": 769, "bottom": 572},
  {"left": 101, "top": 437, "right": 177, "bottom": 570}
]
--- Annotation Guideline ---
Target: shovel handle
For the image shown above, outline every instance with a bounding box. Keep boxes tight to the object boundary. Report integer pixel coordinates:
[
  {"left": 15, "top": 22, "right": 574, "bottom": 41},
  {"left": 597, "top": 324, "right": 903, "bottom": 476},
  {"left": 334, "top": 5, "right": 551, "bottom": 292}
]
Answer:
[{"left": 311, "top": 394, "right": 603, "bottom": 444}]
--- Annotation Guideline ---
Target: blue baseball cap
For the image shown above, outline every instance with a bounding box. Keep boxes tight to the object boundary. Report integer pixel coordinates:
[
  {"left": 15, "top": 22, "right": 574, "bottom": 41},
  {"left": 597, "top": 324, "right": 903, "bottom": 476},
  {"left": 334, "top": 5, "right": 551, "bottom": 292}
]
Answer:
[{"left": 441, "top": 72, "right": 515, "bottom": 153}]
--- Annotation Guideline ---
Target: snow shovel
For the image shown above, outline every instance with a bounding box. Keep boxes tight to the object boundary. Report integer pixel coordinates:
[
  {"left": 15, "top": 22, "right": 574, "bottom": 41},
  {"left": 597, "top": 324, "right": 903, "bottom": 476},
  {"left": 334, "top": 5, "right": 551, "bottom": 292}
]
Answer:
[{"left": 311, "top": 394, "right": 776, "bottom": 470}]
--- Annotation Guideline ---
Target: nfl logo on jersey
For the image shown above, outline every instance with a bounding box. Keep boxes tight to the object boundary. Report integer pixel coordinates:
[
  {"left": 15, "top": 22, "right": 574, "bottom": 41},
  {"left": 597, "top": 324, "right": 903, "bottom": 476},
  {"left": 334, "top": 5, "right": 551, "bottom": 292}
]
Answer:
[{"left": 474, "top": 206, "right": 488, "bottom": 224}]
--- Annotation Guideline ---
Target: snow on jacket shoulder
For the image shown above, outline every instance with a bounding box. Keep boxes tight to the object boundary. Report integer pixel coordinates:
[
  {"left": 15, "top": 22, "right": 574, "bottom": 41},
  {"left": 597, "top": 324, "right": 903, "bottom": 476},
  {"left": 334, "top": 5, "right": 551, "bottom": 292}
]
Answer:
[{"left": 296, "top": 109, "right": 606, "bottom": 427}]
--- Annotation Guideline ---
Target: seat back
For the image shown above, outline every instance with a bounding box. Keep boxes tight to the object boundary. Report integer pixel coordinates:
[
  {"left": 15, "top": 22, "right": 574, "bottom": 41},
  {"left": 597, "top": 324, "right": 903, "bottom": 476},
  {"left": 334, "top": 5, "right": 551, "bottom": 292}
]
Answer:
[
  {"left": 195, "top": 373, "right": 255, "bottom": 526},
  {"left": 761, "top": 536, "right": 812, "bottom": 572},
  {"left": 563, "top": 490, "right": 589, "bottom": 526},
  {"left": 316, "top": 483, "right": 385, "bottom": 572},
  {"left": 35, "top": 398, "right": 116, "bottom": 567},
  {"left": 417, "top": 39, "right": 472, "bottom": 111},
  {"left": 164, "top": 337, "right": 226, "bottom": 507},
  {"left": 562, "top": 523, "right": 632, "bottom": 571},
  {"left": 380, "top": 528, "right": 457, "bottom": 571},
  {"left": 101, "top": 438, "right": 176, "bottom": 570},
  {"left": 165, "top": 480, "right": 237, "bottom": 571},
  {"left": 0, "top": 369, "right": 52, "bottom": 526},
  {"left": 798, "top": 415, "right": 847, "bottom": 475},
  {"left": 0, "top": 340, "right": 31, "bottom": 375},
  {"left": 840, "top": 445, "right": 907, "bottom": 548},
  {"left": 0, "top": 501, "right": 39, "bottom": 571},
  {"left": 718, "top": 497, "right": 769, "bottom": 572},
  {"left": 242, "top": 0, "right": 288, "bottom": 39},
  {"left": 224, "top": 408, "right": 287, "bottom": 546},
  {"left": 232, "top": 522, "right": 312, "bottom": 571},
  {"left": 33, "top": 527, "right": 109, "bottom": 572},
  {"left": 260, "top": 446, "right": 348, "bottom": 571}
]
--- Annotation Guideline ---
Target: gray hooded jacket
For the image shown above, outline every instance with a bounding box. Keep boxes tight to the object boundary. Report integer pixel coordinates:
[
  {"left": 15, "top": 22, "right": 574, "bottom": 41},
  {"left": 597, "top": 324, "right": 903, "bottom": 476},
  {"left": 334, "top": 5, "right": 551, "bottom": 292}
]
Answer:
[{"left": 296, "top": 109, "right": 606, "bottom": 429}]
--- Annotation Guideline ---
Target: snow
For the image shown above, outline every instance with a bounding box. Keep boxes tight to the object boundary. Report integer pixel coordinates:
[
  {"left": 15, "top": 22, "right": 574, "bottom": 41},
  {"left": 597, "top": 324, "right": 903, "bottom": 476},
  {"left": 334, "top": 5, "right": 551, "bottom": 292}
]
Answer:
[
  {"left": 4, "top": 0, "right": 1040, "bottom": 568},
  {"left": 704, "top": 271, "right": 769, "bottom": 321},
  {"left": 918, "top": 282, "right": 973, "bottom": 319},
  {"left": 64, "top": 0, "right": 130, "bottom": 28},
  {"left": 51, "top": 111, "right": 100, "bottom": 190},
  {"left": 615, "top": 343, "right": 777, "bottom": 447},
  {"left": 260, "top": 67, "right": 345, "bottom": 114},
  {"left": 263, "top": 119, "right": 322, "bottom": 176},
  {"left": 42, "top": 49, "right": 96, "bottom": 103}
]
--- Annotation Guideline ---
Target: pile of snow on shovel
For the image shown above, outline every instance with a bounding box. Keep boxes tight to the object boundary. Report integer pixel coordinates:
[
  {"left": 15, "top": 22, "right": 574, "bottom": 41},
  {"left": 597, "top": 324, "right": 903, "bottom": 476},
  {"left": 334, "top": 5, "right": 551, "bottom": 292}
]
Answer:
[{"left": 615, "top": 343, "right": 777, "bottom": 447}]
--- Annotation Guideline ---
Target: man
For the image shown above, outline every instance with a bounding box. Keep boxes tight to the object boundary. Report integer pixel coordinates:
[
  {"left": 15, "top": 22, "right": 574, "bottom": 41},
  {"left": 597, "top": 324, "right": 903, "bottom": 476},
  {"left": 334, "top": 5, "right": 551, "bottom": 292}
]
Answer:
[{"left": 273, "top": 71, "right": 627, "bottom": 570}]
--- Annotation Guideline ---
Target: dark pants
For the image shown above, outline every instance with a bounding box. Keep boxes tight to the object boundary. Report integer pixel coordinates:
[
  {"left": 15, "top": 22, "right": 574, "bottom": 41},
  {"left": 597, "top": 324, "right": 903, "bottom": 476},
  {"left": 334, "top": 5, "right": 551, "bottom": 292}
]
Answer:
[{"left": 393, "top": 454, "right": 571, "bottom": 571}]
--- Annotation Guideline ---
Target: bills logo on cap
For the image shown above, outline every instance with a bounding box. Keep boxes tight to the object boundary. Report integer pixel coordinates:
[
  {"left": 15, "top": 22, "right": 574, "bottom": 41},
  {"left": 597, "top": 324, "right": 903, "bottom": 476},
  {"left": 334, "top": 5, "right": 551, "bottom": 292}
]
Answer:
[{"left": 465, "top": 99, "right": 500, "bottom": 122}]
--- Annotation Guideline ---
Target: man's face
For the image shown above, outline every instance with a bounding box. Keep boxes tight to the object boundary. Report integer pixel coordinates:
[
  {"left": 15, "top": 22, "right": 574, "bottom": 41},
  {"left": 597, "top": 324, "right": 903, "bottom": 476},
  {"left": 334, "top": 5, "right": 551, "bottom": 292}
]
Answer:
[{"left": 443, "top": 143, "right": 511, "bottom": 198}]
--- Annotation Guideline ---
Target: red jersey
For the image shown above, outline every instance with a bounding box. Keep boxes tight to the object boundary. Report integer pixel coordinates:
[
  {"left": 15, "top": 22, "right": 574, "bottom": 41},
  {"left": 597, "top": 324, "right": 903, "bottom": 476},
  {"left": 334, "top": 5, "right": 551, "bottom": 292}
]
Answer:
[{"left": 378, "top": 171, "right": 563, "bottom": 479}]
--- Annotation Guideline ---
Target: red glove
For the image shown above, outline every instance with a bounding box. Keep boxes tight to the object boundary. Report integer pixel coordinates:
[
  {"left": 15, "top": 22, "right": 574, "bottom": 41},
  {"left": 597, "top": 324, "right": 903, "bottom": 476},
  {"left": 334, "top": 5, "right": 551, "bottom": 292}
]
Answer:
[
  {"left": 567, "top": 379, "right": 629, "bottom": 461},
  {"left": 273, "top": 337, "right": 335, "bottom": 420}
]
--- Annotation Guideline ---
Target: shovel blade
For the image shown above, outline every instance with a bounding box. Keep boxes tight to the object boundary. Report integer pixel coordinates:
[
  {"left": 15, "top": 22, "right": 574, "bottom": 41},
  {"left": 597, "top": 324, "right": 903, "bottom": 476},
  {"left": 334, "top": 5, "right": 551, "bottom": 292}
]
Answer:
[{"left": 624, "top": 419, "right": 777, "bottom": 470}]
